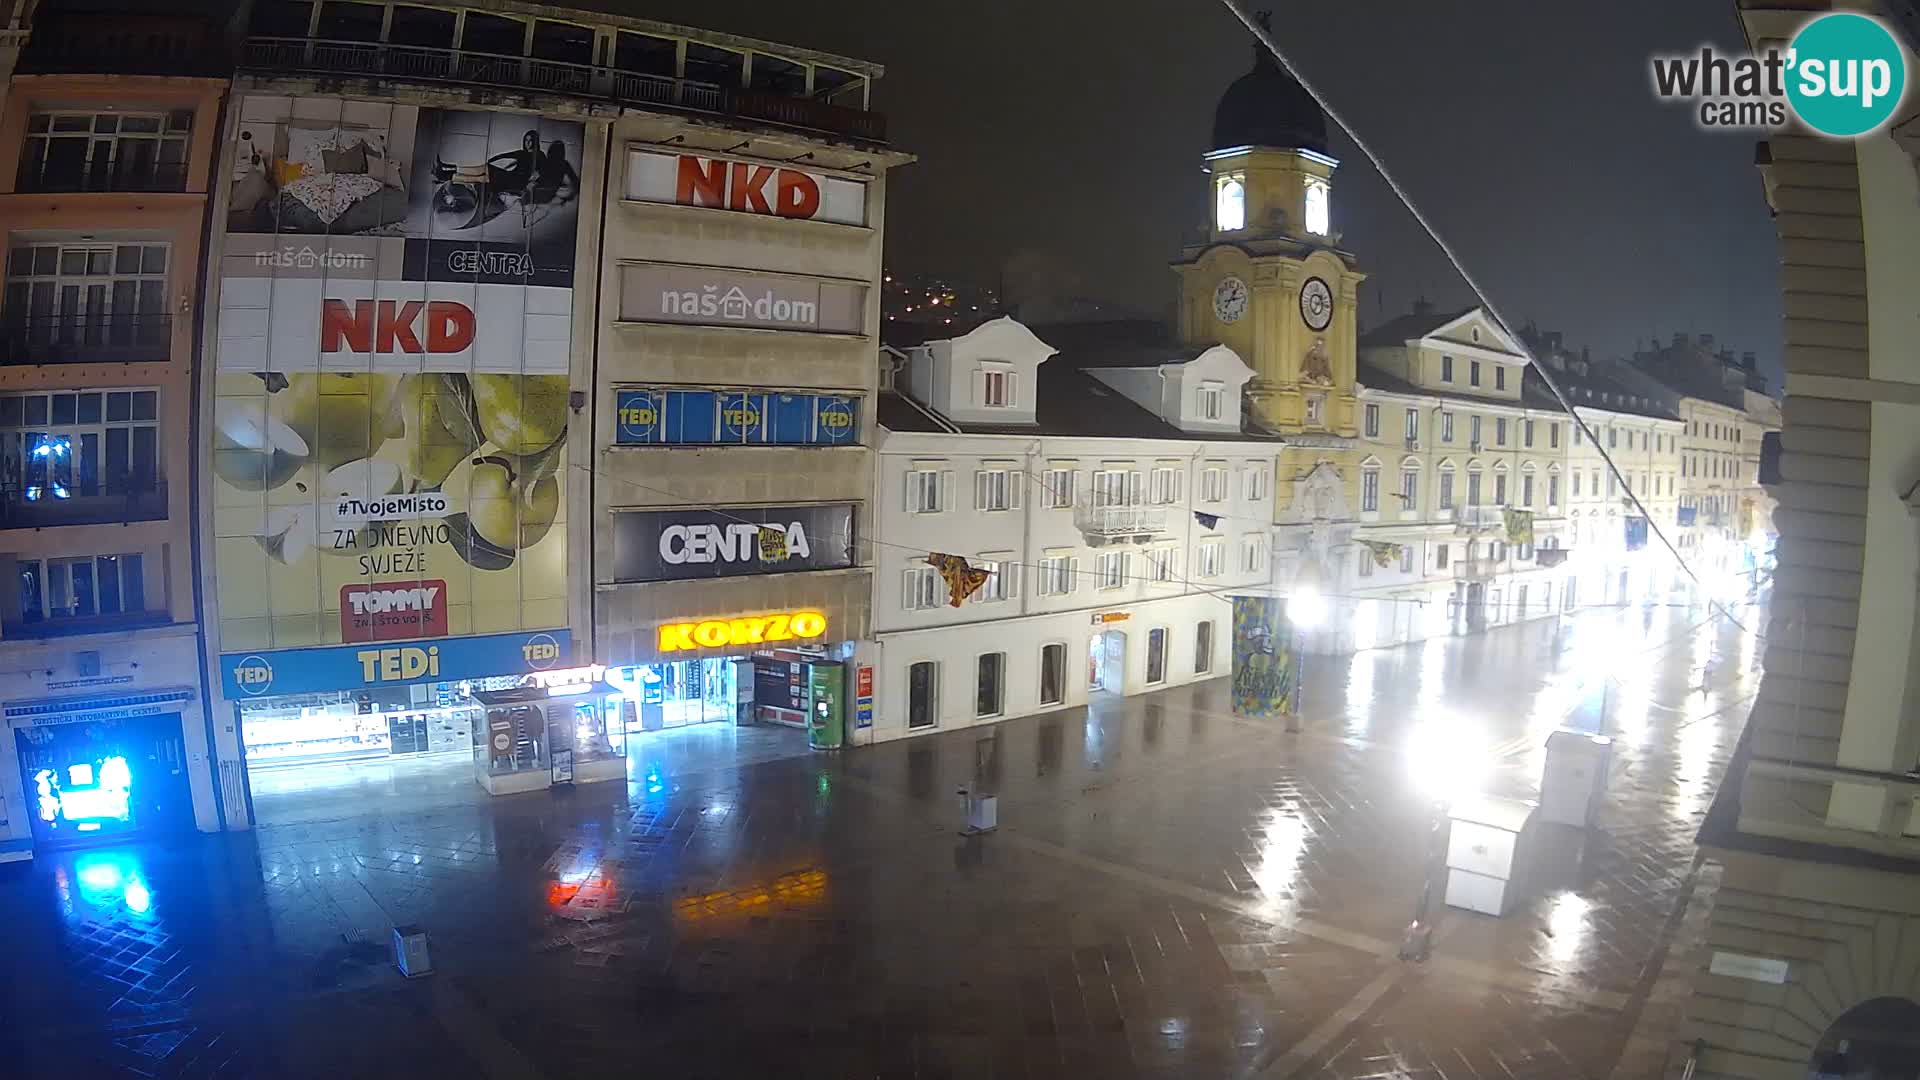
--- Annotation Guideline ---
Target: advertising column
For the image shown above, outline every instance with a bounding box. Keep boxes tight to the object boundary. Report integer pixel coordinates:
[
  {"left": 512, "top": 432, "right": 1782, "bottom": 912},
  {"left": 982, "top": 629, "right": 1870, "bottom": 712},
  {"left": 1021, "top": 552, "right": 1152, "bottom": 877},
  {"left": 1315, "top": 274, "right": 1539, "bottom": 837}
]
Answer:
[{"left": 205, "top": 96, "right": 588, "bottom": 812}]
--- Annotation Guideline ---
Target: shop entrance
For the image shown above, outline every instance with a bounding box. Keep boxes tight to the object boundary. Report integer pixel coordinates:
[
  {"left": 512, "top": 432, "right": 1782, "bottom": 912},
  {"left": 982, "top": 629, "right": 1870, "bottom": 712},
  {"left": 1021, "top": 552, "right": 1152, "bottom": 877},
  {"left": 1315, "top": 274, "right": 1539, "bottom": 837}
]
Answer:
[
  {"left": 1088, "top": 630, "right": 1127, "bottom": 694},
  {"left": 618, "top": 658, "right": 737, "bottom": 731},
  {"left": 15, "top": 711, "right": 194, "bottom": 848}
]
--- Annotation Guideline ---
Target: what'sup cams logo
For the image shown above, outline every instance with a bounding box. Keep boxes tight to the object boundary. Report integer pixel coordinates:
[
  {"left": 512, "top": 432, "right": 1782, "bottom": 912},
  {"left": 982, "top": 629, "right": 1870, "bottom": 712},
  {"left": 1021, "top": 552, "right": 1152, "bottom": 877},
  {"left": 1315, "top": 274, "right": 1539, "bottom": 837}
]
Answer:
[{"left": 1652, "top": 12, "right": 1908, "bottom": 137}]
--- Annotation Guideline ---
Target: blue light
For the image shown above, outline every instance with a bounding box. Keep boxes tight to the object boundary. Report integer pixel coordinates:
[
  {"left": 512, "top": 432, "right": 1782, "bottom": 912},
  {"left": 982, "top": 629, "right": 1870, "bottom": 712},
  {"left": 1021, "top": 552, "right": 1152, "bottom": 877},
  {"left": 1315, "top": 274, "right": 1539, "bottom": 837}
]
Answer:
[
  {"left": 69, "top": 853, "right": 154, "bottom": 918},
  {"left": 76, "top": 861, "right": 122, "bottom": 890},
  {"left": 35, "top": 755, "right": 134, "bottom": 829},
  {"left": 123, "top": 881, "right": 151, "bottom": 914}
]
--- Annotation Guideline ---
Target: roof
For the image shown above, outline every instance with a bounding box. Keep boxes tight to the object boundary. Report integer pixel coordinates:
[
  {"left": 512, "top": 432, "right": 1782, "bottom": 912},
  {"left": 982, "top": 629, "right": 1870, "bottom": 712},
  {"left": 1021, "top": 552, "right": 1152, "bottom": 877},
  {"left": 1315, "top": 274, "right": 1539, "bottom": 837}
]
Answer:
[
  {"left": 1357, "top": 362, "right": 1544, "bottom": 413},
  {"left": 876, "top": 391, "right": 950, "bottom": 434},
  {"left": 881, "top": 367, "right": 1283, "bottom": 444},
  {"left": 1523, "top": 362, "right": 1681, "bottom": 422},
  {"left": 1211, "top": 16, "right": 1328, "bottom": 155},
  {"left": 1358, "top": 308, "right": 1473, "bottom": 349}
]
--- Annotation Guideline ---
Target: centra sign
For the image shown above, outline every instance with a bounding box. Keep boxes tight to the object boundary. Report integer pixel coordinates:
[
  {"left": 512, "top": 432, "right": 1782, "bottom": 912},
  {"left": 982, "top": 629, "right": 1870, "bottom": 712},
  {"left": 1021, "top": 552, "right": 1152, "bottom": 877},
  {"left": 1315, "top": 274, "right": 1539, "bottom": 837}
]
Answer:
[{"left": 658, "top": 611, "right": 828, "bottom": 653}]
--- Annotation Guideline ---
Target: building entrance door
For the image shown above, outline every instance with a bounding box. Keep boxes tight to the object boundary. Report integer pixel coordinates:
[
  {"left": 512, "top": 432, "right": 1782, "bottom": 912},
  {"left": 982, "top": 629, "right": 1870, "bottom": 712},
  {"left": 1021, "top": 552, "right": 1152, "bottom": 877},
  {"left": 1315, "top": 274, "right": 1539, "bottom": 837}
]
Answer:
[
  {"left": 1088, "top": 631, "right": 1127, "bottom": 693},
  {"left": 15, "top": 711, "right": 194, "bottom": 848}
]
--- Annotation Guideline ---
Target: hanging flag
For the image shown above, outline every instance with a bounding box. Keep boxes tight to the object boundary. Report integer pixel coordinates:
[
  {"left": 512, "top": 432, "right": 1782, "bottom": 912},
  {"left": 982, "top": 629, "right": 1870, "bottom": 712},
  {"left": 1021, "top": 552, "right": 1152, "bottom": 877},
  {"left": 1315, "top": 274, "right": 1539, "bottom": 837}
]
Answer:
[
  {"left": 1503, "top": 508, "right": 1535, "bottom": 545},
  {"left": 927, "top": 553, "right": 992, "bottom": 608},
  {"left": 1358, "top": 539, "right": 1403, "bottom": 568},
  {"left": 1194, "top": 511, "right": 1220, "bottom": 530},
  {"left": 1537, "top": 548, "right": 1569, "bottom": 568},
  {"left": 757, "top": 524, "right": 790, "bottom": 561}
]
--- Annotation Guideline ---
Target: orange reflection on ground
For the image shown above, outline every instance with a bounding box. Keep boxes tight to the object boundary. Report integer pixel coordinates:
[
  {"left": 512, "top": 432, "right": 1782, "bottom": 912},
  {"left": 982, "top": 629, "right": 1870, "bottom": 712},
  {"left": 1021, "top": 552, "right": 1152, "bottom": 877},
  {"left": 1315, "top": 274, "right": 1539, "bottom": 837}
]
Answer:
[
  {"left": 673, "top": 868, "right": 827, "bottom": 923},
  {"left": 547, "top": 874, "right": 617, "bottom": 912}
]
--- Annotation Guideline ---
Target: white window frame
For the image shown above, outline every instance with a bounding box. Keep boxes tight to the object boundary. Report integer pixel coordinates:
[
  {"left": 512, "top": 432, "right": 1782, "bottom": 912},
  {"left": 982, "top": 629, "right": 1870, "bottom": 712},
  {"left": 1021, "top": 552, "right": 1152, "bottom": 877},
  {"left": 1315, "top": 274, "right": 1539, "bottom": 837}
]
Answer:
[
  {"left": 1363, "top": 403, "right": 1380, "bottom": 438},
  {"left": 973, "top": 464, "right": 1022, "bottom": 512},
  {"left": 1200, "top": 465, "right": 1228, "bottom": 504},
  {"left": 1441, "top": 413, "right": 1455, "bottom": 442},
  {"left": 1196, "top": 538, "right": 1225, "bottom": 578},
  {"left": 1148, "top": 465, "right": 1183, "bottom": 506},
  {"left": 979, "top": 365, "right": 1014, "bottom": 408},
  {"left": 903, "top": 565, "right": 942, "bottom": 610},
  {"left": 1360, "top": 466, "right": 1380, "bottom": 513},
  {"left": 1095, "top": 550, "right": 1128, "bottom": 590},
  {"left": 1215, "top": 175, "right": 1246, "bottom": 231},
  {"left": 905, "top": 465, "right": 949, "bottom": 514},
  {"left": 1244, "top": 464, "right": 1269, "bottom": 502},
  {"left": 1036, "top": 551, "right": 1077, "bottom": 596},
  {"left": 1404, "top": 408, "right": 1419, "bottom": 443},
  {"left": 1303, "top": 177, "right": 1330, "bottom": 236},
  {"left": 1146, "top": 544, "right": 1180, "bottom": 584},
  {"left": 1438, "top": 468, "right": 1456, "bottom": 510},
  {"left": 1241, "top": 532, "right": 1270, "bottom": 574},
  {"left": 1042, "top": 465, "right": 1076, "bottom": 509},
  {"left": 1197, "top": 381, "right": 1225, "bottom": 421},
  {"left": 1400, "top": 467, "right": 1419, "bottom": 510}
]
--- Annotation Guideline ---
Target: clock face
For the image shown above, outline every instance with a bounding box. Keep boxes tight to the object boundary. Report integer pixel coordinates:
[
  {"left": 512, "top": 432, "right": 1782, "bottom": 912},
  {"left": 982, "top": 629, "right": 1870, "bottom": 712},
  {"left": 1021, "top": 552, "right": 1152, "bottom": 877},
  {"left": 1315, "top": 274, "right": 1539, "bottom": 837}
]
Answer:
[
  {"left": 1213, "top": 277, "right": 1249, "bottom": 324},
  {"left": 1299, "top": 276, "right": 1334, "bottom": 331}
]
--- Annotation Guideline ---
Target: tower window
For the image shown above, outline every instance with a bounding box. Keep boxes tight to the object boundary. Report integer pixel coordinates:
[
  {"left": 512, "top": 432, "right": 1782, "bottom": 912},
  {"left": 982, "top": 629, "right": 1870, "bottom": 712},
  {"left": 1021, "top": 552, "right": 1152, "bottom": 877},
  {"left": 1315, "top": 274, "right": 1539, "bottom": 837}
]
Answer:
[
  {"left": 1303, "top": 178, "right": 1330, "bottom": 236},
  {"left": 1216, "top": 177, "right": 1245, "bottom": 232}
]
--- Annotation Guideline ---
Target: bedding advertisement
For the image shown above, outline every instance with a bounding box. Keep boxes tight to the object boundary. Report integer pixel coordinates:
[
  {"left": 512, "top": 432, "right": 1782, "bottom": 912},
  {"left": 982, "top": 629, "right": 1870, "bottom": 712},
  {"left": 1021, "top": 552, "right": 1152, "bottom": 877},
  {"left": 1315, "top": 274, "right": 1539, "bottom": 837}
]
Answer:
[{"left": 211, "top": 95, "right": 582, "bottom": 657}]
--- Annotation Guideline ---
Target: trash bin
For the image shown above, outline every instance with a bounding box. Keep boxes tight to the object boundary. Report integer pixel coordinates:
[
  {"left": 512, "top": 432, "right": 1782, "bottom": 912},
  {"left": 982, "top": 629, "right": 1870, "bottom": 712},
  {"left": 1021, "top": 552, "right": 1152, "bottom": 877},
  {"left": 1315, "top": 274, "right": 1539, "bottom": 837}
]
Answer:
[
  {"left": 1444, "top": 794, "right": 1535, "bottom": 916},
  {"left": 1539, "top": 730, "right": 1613, "bottom": 828}
]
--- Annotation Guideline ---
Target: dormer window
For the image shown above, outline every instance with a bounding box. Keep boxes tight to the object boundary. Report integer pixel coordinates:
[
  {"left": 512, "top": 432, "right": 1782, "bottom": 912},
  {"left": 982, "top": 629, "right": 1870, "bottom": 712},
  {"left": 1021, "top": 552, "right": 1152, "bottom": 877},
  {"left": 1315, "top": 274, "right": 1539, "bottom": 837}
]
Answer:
[
  {"left": 1197, "top": 381, "right": 1225, "bottom": 421},
  {"left": 1215, "top": 176, "right": 1246, "bottom": 232},
  {"left": 1303, "top": 177, "right": 1330, "bottom": 236},
  {"left": 979, "top": 364, "right": 1014, "bottom": 408}
]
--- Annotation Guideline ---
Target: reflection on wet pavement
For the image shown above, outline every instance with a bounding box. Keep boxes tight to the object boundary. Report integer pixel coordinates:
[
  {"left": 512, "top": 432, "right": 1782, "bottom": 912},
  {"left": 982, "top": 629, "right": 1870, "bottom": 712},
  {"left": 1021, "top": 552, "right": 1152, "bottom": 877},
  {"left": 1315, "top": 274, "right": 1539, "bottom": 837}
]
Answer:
[{"left": 0, "top": 600, "right": 1762, "bottom": 1078}]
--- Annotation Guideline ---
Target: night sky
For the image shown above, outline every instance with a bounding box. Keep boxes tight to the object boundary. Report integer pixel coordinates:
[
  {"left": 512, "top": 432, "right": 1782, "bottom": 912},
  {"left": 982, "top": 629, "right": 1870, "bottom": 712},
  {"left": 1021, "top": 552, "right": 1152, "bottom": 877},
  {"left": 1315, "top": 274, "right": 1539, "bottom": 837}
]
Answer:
[{"left": 636, "top": 0, "right": 1783, "bottom": 386}]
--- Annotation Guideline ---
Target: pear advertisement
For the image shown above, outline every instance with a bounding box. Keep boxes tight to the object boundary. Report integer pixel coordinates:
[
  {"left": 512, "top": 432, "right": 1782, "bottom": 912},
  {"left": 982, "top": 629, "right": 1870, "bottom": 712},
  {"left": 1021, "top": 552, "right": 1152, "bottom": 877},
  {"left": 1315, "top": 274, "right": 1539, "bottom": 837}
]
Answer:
[{"left": 210, "top": 96, "right": 582, "bottom": 655}]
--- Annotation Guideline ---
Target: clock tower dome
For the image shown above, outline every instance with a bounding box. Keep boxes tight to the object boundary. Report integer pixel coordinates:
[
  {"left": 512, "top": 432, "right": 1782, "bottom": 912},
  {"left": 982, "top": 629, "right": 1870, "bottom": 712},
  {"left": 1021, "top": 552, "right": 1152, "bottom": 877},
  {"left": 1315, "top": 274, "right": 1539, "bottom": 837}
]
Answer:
[{"left": 1172, "top": 14, "right": 1366, "bottom": 436}]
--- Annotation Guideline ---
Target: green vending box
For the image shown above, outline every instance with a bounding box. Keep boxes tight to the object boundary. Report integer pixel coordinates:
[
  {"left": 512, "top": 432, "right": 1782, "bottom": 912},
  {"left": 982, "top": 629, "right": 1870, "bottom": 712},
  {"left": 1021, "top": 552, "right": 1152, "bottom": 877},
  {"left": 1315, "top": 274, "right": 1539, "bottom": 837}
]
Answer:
[{"left": 807, "top": 661, "right": 845, "bottom": 750}]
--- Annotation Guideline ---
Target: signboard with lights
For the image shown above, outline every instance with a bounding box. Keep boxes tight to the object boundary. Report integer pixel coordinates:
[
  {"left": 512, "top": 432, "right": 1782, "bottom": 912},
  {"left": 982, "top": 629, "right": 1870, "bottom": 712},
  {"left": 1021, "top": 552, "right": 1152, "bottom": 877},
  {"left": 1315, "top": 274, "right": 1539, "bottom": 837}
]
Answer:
[
  {"left": 614, "top": 388, "right": 858, "bottom": 446},
  {"left": 657, "top": 610, "right": 828, "bottom": 653}
]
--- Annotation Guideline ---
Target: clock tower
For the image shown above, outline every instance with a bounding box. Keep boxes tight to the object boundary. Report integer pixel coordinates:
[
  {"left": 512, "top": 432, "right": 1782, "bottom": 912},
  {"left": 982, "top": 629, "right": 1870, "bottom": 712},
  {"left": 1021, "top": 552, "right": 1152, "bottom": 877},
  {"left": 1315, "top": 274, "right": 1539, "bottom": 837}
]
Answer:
[{"left": 1172, "top": 17, "right": 1366, "bottom": 436}]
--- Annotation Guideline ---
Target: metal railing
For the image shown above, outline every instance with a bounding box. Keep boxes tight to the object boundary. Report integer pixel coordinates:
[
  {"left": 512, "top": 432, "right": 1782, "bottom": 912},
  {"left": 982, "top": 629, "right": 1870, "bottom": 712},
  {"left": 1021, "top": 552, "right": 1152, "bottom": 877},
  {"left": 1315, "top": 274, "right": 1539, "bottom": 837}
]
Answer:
[
  {"left": 1738, "top": 756, "right": 1920, "bottom": 858},
  {"left": 1453, "top": 505, "right": 1504, "bottom": 532},
  {"left": 0, "top": 481, "right": 167, "bottom": 529},
  {"left": 16, "top": 161, "right": 190, "bottom": 194},
  {"left": 1452, "top": 558, "right": 1500, "bottom": 581},
  {"left": 1074, "top": 500, "right": 1170, "bottom": 540},
  {"left": 240, "top": 37, "right": 887, "bottom": 143},
  {"left": 0, "top": 315, "right": 172, "bottom": 365}
]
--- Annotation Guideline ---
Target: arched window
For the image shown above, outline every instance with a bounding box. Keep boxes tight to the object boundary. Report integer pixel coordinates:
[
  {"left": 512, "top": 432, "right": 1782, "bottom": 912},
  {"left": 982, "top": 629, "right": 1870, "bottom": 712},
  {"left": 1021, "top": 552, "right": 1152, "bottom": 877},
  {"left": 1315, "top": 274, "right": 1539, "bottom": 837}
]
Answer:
[
  {"left": 1216, "top": 177, "right": 1245, "bottom": 232},
  {"left": 1303, "top": 178, "right": 1330, "bottom": 235}
]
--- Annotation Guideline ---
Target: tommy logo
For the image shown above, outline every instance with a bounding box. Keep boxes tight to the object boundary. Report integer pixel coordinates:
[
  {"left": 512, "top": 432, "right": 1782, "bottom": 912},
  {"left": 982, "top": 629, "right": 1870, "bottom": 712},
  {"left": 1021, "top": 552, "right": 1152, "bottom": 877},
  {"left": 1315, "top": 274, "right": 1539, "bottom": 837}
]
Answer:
[{"left": 340, "top": 580, "right": 449, "bottom": 643}]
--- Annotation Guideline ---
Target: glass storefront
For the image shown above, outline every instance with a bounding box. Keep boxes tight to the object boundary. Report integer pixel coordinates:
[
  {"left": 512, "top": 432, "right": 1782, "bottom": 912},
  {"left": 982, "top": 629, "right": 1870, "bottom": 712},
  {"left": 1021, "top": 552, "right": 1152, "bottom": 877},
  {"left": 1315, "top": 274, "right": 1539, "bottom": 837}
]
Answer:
[
  {"left": 471, "top": 682, "right": 628, "bottom": 793},
  {"left": 611, "top": 658, "right": 739, "bottom": 731},
  {"left": 239, "top": 684, "right": 481, "bottom": 770}
]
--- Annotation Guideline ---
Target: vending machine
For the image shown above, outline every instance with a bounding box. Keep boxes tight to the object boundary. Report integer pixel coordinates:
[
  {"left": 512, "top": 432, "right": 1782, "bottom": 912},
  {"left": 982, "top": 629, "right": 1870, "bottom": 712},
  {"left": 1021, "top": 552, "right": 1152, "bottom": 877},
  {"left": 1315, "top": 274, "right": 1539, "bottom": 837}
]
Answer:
[{"left": 806, "top": 661, "right": 846, "bottom": 751}]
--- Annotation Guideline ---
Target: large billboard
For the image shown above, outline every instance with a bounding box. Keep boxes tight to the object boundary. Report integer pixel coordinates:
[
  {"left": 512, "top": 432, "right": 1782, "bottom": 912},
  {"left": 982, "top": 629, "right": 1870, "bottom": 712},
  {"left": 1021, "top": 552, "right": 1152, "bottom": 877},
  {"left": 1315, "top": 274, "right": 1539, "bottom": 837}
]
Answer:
[
  {"left": 609, "top": 503, "right": 856, "bottom": 583},
  {"left": 210, "top": 96, "right": 583, "bottom": 658}
]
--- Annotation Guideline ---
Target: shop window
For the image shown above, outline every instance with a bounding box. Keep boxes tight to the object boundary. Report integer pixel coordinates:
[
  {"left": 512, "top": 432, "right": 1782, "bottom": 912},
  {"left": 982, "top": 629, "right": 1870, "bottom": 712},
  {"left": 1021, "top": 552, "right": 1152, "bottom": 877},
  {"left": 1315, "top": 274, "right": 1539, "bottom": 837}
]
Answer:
[
  {"left": 531, "top": 20, "right": 593, "bottom": 65},
  {"left": 17, "top": 552, "right": 144, "bottom": 625},
  {"left": 1146, "top": 627, "right": 1168, "bottom": 685},
  {"left": 975, "top": 653, "right": 1003, "bottom": 718},
  {"left": 1039, "top": 643, "right": 1066, "bottom": 706},
  {"left": 1195, "top": 621, "right": 1214, "bottom": 674},
  {"left": 388, "top": 5, "right": 455, "bottom": 49},
  {"left": 316, "top": 1, "right": 383, "bottom": 41},
  {"left": 685, "top": 43, "right": 744, "bottom": 87},
  {"left": 615, "top": 31, "right": 676, "bottom": 77},
  {"left": 749, "top": 53, "right": 807, "bottom": 95},
  {"left": 0, "top": 388, "right": 160, "bottom": 501},
  {"left": 20, "top": 111, "right": 192, "bottom": 193},
  {"left": 908, "top": 661, "right": 937, "bottom": 729},
  {"left": 250, "top": 0, "right": 313, "bottom": 37},
  {"left": 461, "top": 12, "right": 526, "bottom": 57}
]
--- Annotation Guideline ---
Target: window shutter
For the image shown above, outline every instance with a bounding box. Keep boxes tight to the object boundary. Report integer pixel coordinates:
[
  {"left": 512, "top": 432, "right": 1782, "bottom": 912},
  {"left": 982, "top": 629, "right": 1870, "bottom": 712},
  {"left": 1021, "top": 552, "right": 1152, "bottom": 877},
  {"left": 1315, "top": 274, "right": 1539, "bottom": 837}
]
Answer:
[
  {"left": 1068, "top": 557, "right": 1080, "bottom": 591},
  {"left": 903, "top": 568, "right": 922, "bottom": 610},
  {"left": 940, "top": 470, "right": 954, "bottom": 512},
  {"left": 905, "top": 471, "right": 922, "bottom": 511},
  {"left": 1008, "top": 470, "right": 1023, "bottom": 509},
  {"left": 1007, "top": 372, "right": 1020, "bottom": 407},
  {"left": 974, "top": 470, "right": 988, "bottom": 510},
  {"left": 1003, "top": 562, "right": 1020, "bottom": 597},
  {"left": 972, "top": 366, "right": 986, "bottom": 406},
  {"left": 1172, "top": 471, "right": 1184, "bottom": 504},
  {"left": 1129, "top": 471, "right": 1144, "bottom": 505}
]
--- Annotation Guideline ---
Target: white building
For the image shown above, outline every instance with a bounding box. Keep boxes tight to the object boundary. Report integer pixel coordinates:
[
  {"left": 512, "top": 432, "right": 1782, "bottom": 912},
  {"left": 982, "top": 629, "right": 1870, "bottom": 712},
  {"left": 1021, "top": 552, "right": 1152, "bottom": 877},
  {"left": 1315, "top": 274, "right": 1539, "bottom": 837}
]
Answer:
[{"left": 862, "top": 317, "right": 1280, "bottom": 742}]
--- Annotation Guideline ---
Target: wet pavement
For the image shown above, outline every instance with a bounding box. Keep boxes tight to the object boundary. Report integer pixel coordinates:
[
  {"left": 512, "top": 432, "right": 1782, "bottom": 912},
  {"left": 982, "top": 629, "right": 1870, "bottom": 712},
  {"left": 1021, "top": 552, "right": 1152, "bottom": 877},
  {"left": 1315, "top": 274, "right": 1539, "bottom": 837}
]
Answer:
[{"left": 0, "top": 599, "right": 1761, "bottom": 1078}]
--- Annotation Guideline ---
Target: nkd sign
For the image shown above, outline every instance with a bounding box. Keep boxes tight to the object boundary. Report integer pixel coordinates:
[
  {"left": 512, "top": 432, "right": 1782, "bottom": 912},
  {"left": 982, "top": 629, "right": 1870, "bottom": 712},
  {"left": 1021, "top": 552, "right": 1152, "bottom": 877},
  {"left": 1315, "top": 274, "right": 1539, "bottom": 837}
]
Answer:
[
  {"left": 619, "top": 263, "right": 866, "bottom": 335},
  {"left": 626, "top": 149, "right": 869, "bottom": 226},
  {"left": 610, "top": 503, "right": 856, "bottom": 582}
]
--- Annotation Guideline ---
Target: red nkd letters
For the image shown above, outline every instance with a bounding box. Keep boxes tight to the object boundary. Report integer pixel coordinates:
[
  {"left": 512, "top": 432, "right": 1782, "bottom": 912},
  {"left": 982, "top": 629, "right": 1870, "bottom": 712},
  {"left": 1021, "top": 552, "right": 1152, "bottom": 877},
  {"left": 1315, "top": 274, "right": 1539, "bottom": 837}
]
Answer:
[
  {"left": 674, "top": 155, "right": 822, "bottom": 219},
  {"left": 321, "top": 299, "right": 476, "bottom": 354}
]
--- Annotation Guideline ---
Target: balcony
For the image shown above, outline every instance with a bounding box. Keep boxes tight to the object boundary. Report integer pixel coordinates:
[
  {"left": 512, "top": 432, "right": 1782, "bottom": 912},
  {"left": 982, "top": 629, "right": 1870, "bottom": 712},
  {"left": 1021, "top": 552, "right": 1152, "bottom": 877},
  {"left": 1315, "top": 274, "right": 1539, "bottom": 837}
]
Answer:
[
  {"left": 15, "top": 162, "right": 190, "bottom": 195},
  {"left": 1452, "top": 505, "right": 1504, "bottom": 533},
  {"left": 1, "top": 608, "right": 169, "bottom": 641},
  {"left": 240, "top": 38, "right": 888, "bottom": 144},
  {"left": 0, "top": 481, "right": 167, "bottom": 530},
  {"left": 16, "top": 15, "right": 229, "bottom": 78},
  {"left": 1074, "top": 501, "right": 1170, "bottom": 545},
  {"left": 0, "top": 315, "right": 172, "bottom": 366},
  {"left": 1453, "top": 557, "right": 1500, "bottom": 582}
]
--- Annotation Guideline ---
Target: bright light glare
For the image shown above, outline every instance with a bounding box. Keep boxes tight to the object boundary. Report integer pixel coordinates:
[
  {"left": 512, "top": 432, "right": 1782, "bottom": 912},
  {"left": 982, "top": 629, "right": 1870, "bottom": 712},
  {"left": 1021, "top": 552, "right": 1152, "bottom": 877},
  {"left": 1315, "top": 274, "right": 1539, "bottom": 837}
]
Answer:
[
  {"left": 1405, "top": 716, "right": 1488, "bottom": 805},
  {"left": 123, "top": 881, "right": 152, "bottom": 914},
  {"left": 1290, "top": 587, "right": 1327, "bottom": 629},
  {"left": 1546, "top": 893, "right": 1589, "bottom": 964}
]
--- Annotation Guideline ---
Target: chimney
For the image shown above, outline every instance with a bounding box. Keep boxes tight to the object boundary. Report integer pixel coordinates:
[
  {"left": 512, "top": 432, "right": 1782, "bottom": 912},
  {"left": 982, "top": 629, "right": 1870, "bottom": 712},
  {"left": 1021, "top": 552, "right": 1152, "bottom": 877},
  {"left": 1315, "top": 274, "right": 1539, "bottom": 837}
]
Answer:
[
  {"left": 1741, "top": 350, "right": 1756, "bottom": 371},
  {"left": 1699, "top": 333, "right": 1715, "bottom": 351},
  {"left": 1672, "top": 332, "right": 1687, "bottom": 348},
  {"left": 1412, "top": 297, "right": 1434, "bottom": 316}
]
